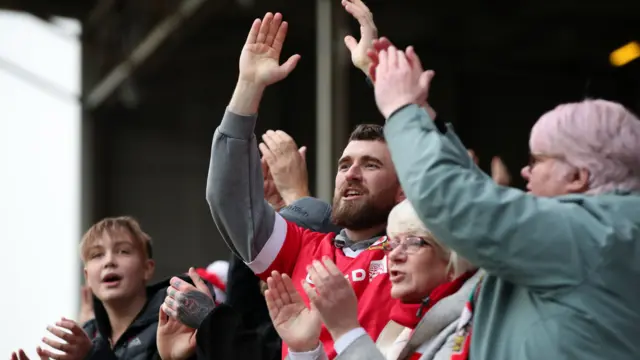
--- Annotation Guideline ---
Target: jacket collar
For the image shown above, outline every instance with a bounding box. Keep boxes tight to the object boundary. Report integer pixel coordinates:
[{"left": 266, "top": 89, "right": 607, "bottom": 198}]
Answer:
[
  {"left": 333, "top": 229, "right": 387, "bottom": 251},
  {"left": 396, "top": 270, "right": 485, "bottom": 359}
]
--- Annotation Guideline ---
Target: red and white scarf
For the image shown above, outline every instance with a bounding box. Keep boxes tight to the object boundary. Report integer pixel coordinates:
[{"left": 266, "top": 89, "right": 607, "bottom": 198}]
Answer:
[{"left": 450, "top": 275, "right": 484, "bottom": 360}]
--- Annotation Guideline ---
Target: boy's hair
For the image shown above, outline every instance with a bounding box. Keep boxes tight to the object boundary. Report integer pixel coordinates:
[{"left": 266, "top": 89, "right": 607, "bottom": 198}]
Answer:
[
  {"left": 348, "top": 124, "right": 386, "bottom": 142},
  {"left": 80, "top": 216, "right": 153, "bottom": 263}
]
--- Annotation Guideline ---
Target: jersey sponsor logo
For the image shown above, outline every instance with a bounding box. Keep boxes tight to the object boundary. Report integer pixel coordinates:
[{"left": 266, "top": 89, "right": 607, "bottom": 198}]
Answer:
[
  {"left": 368, "top": 257, "right": 387, "bottom": 281},
  {"left": 305, "top": 259, "right": 388, "bottom": 284},
  {"left": 305, "top": 268, "right": 368, "bottom": 284}
]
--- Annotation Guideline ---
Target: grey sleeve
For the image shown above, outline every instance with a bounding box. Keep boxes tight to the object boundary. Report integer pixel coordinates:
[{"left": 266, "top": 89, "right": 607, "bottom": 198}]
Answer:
[
  {"left": 205, "top": 109, "right": 276, "bottom": 262},
  {"left": 279, "top": 197, "right": 341, "bottom": 234},
  {"left": 335, "top": 335, "right": 386, "bottom": 360}
]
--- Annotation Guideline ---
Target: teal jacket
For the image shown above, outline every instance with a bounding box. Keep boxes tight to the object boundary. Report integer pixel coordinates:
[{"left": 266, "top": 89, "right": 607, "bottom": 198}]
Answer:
[{"left": 384, "top": 104, "right": 640, "bottom": 360}]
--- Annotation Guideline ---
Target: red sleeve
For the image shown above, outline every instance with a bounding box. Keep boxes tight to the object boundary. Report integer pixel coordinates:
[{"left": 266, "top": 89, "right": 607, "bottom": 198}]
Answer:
[{"left": 246, "top": 213, "right": 325, "bottom": 281}]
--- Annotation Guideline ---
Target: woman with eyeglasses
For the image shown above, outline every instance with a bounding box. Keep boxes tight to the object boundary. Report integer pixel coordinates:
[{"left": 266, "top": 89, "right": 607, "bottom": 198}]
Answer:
[{"left": 264, "top": 199, "right": 483, "bottom": 360}]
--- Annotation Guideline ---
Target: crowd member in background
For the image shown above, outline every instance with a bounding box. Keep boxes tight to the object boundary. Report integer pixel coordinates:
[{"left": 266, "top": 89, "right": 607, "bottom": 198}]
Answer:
[
  {"left": 206, "top": 12, "right": 405, "bottom": 358},
  {"left": 266, "top": 199, "right": 481, "bottom": 360},
  {"left": 467, "top": 150, "right": 512, "bottom": 187},
  {"left": 373, "top": 42, "right": 640, "bottom": 359},
  {"left": 11, "top": 216, "right": 206, "bottom": 360}
]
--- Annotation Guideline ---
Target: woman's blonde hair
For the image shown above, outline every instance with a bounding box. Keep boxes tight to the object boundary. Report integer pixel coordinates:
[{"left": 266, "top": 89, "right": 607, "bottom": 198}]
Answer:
[{"left": 387, "top": 199, "right": 475, "bottom": 278}]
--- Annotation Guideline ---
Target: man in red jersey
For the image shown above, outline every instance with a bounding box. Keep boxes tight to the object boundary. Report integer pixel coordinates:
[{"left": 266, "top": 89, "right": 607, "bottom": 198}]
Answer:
[{"left": 205, "top": 12, "right": 404, "bottom": 359}]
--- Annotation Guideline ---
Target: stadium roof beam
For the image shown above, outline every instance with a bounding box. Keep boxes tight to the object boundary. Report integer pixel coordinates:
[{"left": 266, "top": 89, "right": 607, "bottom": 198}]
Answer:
[{"left": 83, "top": 0, "right": 219, "bottom": 110}]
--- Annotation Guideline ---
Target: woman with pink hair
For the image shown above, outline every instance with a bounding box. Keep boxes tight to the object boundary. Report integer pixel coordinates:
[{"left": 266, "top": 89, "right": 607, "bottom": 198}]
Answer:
[{"left": 373, "top": 42, "right": 640, "bottom": 360}]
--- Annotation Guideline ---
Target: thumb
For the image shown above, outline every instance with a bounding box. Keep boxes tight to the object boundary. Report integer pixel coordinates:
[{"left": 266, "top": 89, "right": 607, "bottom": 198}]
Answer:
[
  {"left": 36, "top": 347, "right": 47, "bottom": 360},
  {"left": 277, "top": 54, "right": 301, "bottom": 80},
  {"left": 344, "top": 35, "right": 358, "bottom": 52},
  {"left": 261, "top": 157, "right": 270, "bottom": 177},
  {"left": 368, "top": 63, "right": 376, "bottom": 82},
  {"left": 158, "top": 306, "right": 168, "bottom": 326},
  {"left": 188, "top": 267, "right": 212, "bottom": 296},
  {"left": 302, "top": 281, "right": 319, "bottom": 306},
  {"left": 406, "top": 46, "right": 422, "bottom": 71},
  {"left": 419, "top": 70, "right": 435, "bottom": 92},
  {"left": 298, "top": 146, "right": 307, "bottom": 161}
]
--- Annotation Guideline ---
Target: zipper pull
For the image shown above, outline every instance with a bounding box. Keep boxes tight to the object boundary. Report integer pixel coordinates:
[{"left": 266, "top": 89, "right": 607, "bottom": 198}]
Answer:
[{"left": 416, "top": 296, "right": 430, "bottom": 318}]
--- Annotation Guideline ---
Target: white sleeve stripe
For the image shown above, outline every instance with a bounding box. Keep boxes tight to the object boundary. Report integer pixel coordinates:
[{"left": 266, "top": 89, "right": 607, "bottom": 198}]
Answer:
[{"left": 246, "top": 212, "right": 288, "bottom": 274}]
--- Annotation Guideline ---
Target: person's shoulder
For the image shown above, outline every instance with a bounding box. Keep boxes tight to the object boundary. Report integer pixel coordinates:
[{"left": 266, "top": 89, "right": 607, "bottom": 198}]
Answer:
[
  {"left": 280, "top": 197, "right": 341, "bottom": 234},
  {"left": 557, "top": 191, "right": 640, "bottom": 223}
]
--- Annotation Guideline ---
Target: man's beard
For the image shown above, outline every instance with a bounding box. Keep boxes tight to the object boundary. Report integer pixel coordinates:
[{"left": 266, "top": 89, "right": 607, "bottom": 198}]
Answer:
[{"left": 331, "top": 185, "right": 398, "bottom": 231}]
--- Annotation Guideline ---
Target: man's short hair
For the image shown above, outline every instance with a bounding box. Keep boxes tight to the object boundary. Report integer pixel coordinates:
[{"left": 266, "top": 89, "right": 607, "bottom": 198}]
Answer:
[
  {"left": 348, "top": 124, "right": 385, "bottom": 142},
  {"left": 80, "top": 216, "right": 153, "bottom": 263}
]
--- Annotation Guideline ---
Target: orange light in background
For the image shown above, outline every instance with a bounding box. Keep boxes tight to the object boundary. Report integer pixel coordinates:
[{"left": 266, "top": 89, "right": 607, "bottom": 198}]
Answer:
[{"left": 610, "top": 41, "right": 640, "bottom": 67}]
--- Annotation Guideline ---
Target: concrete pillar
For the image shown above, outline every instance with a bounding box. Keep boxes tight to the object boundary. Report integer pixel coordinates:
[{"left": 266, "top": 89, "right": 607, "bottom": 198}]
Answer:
[{"left": 315, "top": 0, "right": 349, "bottom": 202}]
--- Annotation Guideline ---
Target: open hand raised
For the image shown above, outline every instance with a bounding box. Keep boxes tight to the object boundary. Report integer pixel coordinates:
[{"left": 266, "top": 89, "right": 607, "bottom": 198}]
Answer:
[
  {"left": 342, "top": 0, "right": 377, "bottom": 74},
  {"left": 239, "top": 12, "right": 300, "bottom": 87}
]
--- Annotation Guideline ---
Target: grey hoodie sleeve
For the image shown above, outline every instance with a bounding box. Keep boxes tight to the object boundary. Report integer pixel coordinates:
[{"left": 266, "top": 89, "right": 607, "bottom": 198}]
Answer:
[{"left": 206, "top": 109, "right": 276, "bottom": 262}]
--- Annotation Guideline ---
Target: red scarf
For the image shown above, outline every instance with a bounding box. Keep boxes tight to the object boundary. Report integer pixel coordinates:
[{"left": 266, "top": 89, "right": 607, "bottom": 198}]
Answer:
[{"left": 390, "top": 271, "right": 476, "bottom": 329}]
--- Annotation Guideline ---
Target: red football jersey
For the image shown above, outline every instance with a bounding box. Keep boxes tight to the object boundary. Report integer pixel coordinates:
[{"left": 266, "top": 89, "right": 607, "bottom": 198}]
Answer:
[{"left": 247, "top": 214, "right": 397, "bottom": 359}]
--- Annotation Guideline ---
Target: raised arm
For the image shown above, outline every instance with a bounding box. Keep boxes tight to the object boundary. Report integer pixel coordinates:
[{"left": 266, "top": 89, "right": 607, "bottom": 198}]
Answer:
[
  {"left": 206, "top": 12, "right": 300, "bottom": 262},
  {"left": 374, "top": 47, "right": 600, "bottom": 289},
  {"left": 385, "top": 105, "right": 599, "bottom": 289}
]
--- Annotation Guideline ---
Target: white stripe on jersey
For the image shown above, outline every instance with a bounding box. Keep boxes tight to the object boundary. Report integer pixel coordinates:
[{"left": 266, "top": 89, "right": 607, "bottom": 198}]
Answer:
[{"left": 246, "top": 213, "right": 287, "bottom": 274}]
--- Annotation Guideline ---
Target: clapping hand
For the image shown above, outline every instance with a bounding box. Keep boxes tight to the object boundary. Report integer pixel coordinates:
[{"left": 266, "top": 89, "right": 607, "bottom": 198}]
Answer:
[
  {"left": 374, "top": 45, "right": 435, "bottom": 119},
  {"left": 265, "top": 271, "right": 321, "bottom": 352},
  {"left": 10, "top": 349, "right": 47, "bottom": 360},
  {"left": 259, "top": 130, "right": 309, "bottom": 206},
  {"left": 302, "top": 258, "right": 361, "bottom": 342},
  {"left": 163, "top": 268, "right": 215, "bottom": 330},
  {"left": 157, "top": 307, "right": 197, "bottom": 360}
]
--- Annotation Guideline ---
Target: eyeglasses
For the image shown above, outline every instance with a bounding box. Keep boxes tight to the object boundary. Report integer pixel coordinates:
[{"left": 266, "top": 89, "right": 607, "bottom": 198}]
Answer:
[
  {"left": 528, "top": 153, "right": 568, "bottom": 170},
  {"left": 382, "top": 236, "right": 430, "bottom": 254}
]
